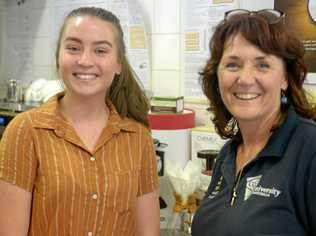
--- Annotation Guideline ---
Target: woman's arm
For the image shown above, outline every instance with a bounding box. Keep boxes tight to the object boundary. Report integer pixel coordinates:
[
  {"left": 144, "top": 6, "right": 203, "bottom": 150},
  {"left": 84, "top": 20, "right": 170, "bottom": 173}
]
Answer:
[
  {"left": 135, "top": 189, "right": 160, "bottom": 236},
  {"left": 0, "top": 180, "right": 32, "bottom": 236}
]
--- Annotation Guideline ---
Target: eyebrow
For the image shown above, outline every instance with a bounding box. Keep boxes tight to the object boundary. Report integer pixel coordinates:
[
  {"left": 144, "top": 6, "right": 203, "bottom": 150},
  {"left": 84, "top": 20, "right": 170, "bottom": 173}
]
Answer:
[
  {"left": 64, "top": 37, "right": 113, "bottom": 47},
  {"left": 223, "top": 55, "right": 269, "bottom": 60}
]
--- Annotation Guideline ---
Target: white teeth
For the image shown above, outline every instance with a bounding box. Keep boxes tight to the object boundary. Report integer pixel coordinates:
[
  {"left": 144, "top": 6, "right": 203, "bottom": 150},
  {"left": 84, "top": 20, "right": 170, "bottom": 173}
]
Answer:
[
  {"left": 235, "top": 93, "right": 259, "bottom": 100},
  {"left": 75, "top": 73, "right": 97, "bottom": 80}
]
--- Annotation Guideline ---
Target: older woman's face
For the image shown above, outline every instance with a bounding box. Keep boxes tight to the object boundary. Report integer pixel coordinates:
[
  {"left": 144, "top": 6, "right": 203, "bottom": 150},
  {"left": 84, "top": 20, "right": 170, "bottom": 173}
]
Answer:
[{"left": 217, "top": 34, "right": 288, "bottom": 126}]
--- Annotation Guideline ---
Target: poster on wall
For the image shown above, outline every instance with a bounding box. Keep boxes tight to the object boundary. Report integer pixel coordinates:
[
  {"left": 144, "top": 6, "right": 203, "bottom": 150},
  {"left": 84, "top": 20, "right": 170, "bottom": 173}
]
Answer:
[
  {"left": 182, "top": 0, "right": 238, "bottom": 99},
  {"left": 275, "top": 0, "right": 316, "bottom": 74}
]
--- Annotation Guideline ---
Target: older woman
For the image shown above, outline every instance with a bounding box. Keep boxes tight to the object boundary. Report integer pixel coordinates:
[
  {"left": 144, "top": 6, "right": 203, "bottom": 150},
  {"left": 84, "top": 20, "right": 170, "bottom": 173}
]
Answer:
[{"left": 191, "top": 9, "right": 316, "bottom": 235}]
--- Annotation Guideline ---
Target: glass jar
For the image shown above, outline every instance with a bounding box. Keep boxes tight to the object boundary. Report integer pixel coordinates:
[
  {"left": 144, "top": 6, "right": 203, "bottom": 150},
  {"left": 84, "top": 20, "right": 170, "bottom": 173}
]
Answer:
[{"left": 7, "top": 79, "right": 20, "bottom": 103}]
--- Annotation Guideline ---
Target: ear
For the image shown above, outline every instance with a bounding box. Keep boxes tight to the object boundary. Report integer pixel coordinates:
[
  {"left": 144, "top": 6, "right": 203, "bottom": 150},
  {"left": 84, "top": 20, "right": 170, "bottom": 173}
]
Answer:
[
  {"left": 281, "top": 62, "right": 289, "bottom": 90},
  {"left": 116, "top": 62, "right": 122, "bottom": 75},
  {"left": 114, "top": 60, "right": 121, "bottom": 75},
  {"left": 281, "top": 81, "right": 288, "bottom": 91},
  {"left": 281, "top": 74, "right": 288, "bottom": 91}
]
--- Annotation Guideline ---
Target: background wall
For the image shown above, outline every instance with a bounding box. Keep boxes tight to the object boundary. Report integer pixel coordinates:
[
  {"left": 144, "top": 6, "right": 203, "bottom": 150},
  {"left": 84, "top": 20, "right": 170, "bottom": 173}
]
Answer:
[
  {"left": 0, "top": 0, "right": 153, "bottom": 97},
  {"left": 0, "top": 0, "right": 315, "bottom": 107},
  {"left": 0, "top": 1, "right": 6, "bottom": 96}
]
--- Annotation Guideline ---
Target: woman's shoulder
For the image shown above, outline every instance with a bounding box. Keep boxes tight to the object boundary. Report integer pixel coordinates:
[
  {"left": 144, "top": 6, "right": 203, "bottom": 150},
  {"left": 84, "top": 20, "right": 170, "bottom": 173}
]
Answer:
[
  {"left": 121, "top": 116, "right": 151, "bottom": 135},
  {"left": 107, "top": 101, "right": 150, "bottom": 133},
  {"left": 6, "top": 98, "right": 60, "bottom": 130},
  {"left": 287, "top": 116, "right": 316, "bottom": 158},
  {"left": 296, "top": 116, "right": 316, "bottom": 136},
  {"left": 1, "top": 109, "right": 38, "bottom": 143},
  {"left": 218, "top": 139, "right": 234, "bottom": 156},
  {"left": 6, "top": 109, "right": 36, "bottom": 128}
]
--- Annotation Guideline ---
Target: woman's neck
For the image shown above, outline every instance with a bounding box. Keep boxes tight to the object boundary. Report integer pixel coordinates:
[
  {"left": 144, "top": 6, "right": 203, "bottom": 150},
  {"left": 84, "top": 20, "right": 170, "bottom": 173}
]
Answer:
[
  {"left": 236, "top": 132, "right": 271, "bottom": 173},
  {"left": 58, "top": 93, "right": 109, "bottom": 124},
  {"left": 238, "top": 110, "right": 281, "bottom": 147},
  {"left": 236, "top": 112, "right": 281, "bottom": 173}
]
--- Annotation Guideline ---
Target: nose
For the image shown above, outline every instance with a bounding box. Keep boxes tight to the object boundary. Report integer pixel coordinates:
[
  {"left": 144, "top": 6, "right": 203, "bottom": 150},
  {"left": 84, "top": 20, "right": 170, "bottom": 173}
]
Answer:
[
  {"left": 237, "top": 66, "right": 255, "bottom": 85},
  {"left": 77, "top": 50, "right": 93, "bottom": 67}
]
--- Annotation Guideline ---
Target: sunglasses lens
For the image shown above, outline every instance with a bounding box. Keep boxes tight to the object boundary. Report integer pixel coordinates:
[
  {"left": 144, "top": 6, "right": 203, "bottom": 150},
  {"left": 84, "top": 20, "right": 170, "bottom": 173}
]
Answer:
[
  {"left": 257, "top": 10, "right": 283, "bottom": 24},
  {"left": 225, "top": 9, "right": 284, "bottom": 24},
  {"left": 225, "top": 10, "right": 249, "bottom": 20}
]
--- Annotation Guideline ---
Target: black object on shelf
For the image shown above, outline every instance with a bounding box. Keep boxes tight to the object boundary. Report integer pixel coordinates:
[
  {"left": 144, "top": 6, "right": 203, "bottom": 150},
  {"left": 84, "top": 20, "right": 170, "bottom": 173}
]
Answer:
[
  {"left": 153, "top": 138, "right": 167, "bottom": 177},
  {"left": 197, "top": 149, "right": 219, "bottom": 172},
  {"left": 159, "top": 196, "right": 167, "bottom": 209}
]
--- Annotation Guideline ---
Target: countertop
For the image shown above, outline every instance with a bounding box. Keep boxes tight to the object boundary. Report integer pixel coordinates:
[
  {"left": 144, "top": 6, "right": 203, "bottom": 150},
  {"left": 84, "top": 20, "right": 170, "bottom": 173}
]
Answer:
[
  {"left": 160, "top": 229, "right": 190, "bottom": 236},
  {"left": 0, "top": 98, "right": 40, "bottom": 114}
]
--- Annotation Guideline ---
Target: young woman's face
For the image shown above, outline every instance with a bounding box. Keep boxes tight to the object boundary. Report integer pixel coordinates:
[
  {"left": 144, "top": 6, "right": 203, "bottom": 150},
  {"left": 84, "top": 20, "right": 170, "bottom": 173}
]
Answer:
[
  {"left": 217, "top": 34, "right": 288, "bottom": 126},
  {"left": 58, "top": 16, "right": 122, "bottom": 99}
]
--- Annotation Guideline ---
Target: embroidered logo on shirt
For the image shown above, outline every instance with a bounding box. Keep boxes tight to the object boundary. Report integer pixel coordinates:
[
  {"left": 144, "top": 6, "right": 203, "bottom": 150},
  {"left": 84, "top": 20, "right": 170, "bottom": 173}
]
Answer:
[
  {"left": 244, "top": 175, "right": 282, "bottom": 201},
  {"left": 208, "top": 176, "right": 223, "bottom": 199}
]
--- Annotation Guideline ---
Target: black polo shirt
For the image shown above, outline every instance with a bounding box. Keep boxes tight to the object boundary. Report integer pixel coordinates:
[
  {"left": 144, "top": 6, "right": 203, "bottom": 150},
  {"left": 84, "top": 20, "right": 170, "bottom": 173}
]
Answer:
[{"left": 191, "top": 107, "right": 316, "bottom": 236}]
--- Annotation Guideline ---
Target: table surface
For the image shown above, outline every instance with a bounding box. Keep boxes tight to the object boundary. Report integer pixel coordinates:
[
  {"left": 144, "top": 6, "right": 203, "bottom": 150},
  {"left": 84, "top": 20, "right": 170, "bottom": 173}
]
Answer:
[{"left": 160, "top": 229, "right": 190, "bottom": 236}]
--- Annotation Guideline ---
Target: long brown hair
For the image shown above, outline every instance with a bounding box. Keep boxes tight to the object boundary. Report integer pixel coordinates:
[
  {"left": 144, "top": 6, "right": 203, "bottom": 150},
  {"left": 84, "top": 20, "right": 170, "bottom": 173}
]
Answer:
[
  {"left": 201, "top": 12, "right": 316, "bottom": 139},
  {"left": 56, "top": 7, "right": 150, "bottom": 127}
]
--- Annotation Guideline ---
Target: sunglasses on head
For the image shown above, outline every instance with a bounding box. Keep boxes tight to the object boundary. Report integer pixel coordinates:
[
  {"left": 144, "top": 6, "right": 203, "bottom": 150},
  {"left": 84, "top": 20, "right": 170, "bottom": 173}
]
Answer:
[{"left": 224, "top": 9, "right": 285, "bottom": 25}]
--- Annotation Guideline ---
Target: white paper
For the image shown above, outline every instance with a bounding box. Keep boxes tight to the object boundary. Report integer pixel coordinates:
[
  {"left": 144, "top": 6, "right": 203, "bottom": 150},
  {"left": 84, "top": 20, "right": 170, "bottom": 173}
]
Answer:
[
  {"left": 183, "top": 0, "right": 235, "bottom": 98},
  {"left": 239, "top": 0, "right": 274, "bottom": 10},
  {"left": 306, "top": 73, "right": 316, "bottom": 84},
  {"left": 109, "top": 0, "right": 129, "bottom": 25},
  {"left": 128, "top": 50, "right": 150, "bottom": 89}
]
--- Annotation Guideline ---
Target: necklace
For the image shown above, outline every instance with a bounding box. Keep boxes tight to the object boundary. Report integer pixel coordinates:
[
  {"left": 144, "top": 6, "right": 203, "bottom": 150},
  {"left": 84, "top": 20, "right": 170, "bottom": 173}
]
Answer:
[{"left": 230, "top": 167, "right": 243, "bottom": 206}]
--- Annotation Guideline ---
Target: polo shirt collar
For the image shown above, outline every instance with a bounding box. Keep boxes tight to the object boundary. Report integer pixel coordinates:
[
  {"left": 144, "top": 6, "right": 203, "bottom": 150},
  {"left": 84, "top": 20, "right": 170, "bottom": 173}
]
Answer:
[{"left": 258, "top": 106, "right": 299, "bottom": 158}]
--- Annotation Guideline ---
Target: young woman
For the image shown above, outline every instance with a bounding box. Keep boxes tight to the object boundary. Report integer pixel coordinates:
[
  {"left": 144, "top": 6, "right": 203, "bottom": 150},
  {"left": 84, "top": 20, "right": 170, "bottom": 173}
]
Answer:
[{"left": 0, "top": 7, "right": 159, "bottom": 236}]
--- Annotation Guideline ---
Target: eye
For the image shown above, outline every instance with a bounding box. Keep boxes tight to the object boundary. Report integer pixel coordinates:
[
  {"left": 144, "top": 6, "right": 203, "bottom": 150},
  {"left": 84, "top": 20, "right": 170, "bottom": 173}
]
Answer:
[
  {"left": 95, "top": 48, "right": 109, "bottom": 55},
  {"left": 65, "top": 45, "right": 81, "bottom": 54},
  {"left": 225, "top": 62, "right": 240, "bottom": 71},
  {"left": 257, "top": 62, "right": 270, "bottom": 70}
]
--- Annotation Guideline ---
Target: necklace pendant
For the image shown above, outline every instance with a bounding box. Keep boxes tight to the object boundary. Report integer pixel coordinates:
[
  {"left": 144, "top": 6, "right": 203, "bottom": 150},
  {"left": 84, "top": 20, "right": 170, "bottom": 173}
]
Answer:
[{"left": 230, "top": 191, "right": 237, "bottom": 206}]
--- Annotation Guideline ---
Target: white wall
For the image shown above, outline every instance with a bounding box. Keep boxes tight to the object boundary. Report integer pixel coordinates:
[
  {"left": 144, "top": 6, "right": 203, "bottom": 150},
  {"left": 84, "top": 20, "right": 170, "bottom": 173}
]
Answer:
[
  {"left": 0, "top": 0, "right": 182, "bottom": 98},
  {"left": 1, "top": 0, "right": 315, "bottom": 101},
  {"left": 0, "top": 0, "right": 154, "bottom": 94},
  {"left": 151, "top": 0, "right": 181, "bottom": 97},
  {"left": 0, "top": 0, "right": 56, "bottom": 97},
  {"left": 0, "top": 1, "right": 6, "bottom": 97}
]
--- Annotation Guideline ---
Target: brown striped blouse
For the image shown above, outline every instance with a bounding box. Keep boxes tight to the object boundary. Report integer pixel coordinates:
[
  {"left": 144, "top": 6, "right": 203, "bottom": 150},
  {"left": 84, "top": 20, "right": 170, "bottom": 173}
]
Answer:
[{"left": 0, "top": 94, "right": 158, "bottom": 236}]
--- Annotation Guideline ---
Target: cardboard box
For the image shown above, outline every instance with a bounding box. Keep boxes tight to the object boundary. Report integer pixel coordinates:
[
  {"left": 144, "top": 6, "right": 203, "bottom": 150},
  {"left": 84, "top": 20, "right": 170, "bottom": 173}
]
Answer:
[
  {"left": 150, "top": 96, "right": 184, "bottom": 113},
  {"left": 191, "top": 126, "right": 227, "bottom": 161}
]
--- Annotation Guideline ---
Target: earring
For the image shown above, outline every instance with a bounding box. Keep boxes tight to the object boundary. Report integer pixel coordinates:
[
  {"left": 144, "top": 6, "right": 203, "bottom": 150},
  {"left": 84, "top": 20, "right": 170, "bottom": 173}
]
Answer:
[{"left": 281, "top": 90, "right": 288, "bottom": 105}]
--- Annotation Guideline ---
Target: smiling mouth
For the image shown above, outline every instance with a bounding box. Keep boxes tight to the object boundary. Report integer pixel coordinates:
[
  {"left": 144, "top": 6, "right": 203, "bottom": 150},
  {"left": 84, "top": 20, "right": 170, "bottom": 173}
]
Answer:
[
  {"left": 234, "top": 93, "right": 260, "bottom": 100},
  {"left": 74, "top": 73, "right": 98, "bottom": 80}
]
